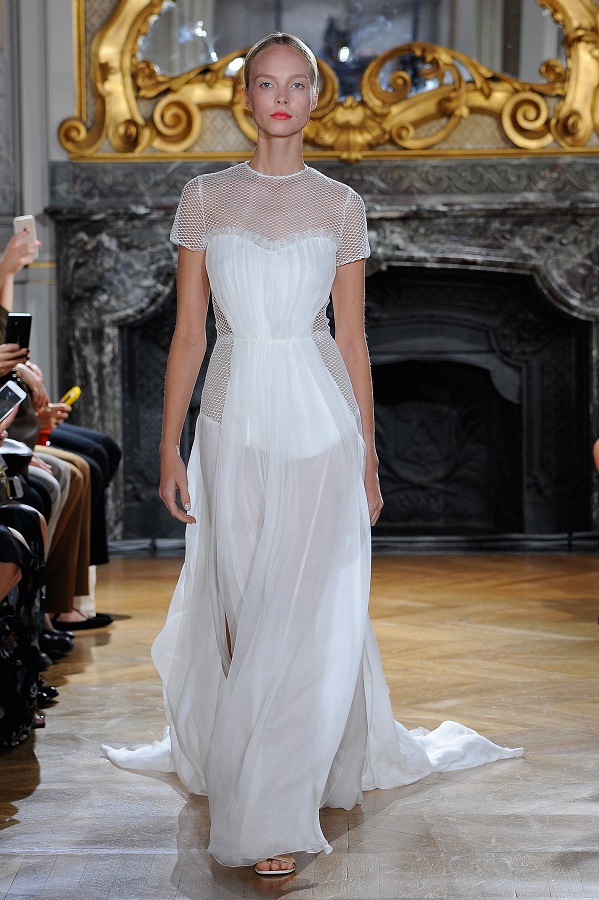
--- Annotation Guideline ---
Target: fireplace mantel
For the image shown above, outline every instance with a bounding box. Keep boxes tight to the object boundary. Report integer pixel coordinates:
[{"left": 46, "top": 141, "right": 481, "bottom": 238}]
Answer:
[{"left": 48, "top": 155, "right": 599, "bottom": 544}]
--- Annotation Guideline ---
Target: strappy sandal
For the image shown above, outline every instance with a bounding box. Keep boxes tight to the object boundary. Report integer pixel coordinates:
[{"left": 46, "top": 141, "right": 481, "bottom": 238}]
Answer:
[{"left": 254, "top": 853, "right": 296, "bottom": 876}]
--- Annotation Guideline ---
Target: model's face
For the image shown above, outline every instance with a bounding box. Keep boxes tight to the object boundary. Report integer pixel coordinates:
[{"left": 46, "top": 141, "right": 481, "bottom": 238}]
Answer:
[{"left": 244, "top": 44, "right": 318, "bottom": 136}]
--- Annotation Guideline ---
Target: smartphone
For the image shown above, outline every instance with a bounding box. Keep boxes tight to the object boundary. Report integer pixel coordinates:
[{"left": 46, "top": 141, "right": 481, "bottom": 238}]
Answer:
[
  {"left": 0, "top": 380, "right": 27, "bottom": 423},
  {"left": 13, "top": 215, "right": 39, "bottom": 260},
  {"left": 5, "top": 312, "right": 32, "bottom": 349},
  {"left": 61, "top": 386, "right": 81, "bottom": 406},
  {"left": 6, "top": 476, "right": 25, "bottom": 499}
]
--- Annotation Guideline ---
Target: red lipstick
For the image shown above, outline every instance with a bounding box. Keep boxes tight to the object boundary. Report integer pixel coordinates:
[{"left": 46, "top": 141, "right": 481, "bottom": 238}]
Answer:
[{"left": 271, "top": 112, "right": 292, "bottom": 120}]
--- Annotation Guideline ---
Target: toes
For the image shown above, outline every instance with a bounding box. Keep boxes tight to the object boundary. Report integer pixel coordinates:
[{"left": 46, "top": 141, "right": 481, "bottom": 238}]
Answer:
[{"left": 254, "top": 854, "right": 295, "bottom": 874}]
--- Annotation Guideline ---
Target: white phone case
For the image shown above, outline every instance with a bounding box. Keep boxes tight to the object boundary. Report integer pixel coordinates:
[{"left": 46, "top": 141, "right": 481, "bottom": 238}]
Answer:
[
  {"left": 0, "top": 380, "right": 27, "bottom": 423},
  {"left": 13, "top": 215, "right": 39, "bottom": 260}
]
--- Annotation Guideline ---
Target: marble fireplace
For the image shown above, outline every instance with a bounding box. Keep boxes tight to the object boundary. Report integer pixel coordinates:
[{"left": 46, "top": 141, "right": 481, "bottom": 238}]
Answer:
[{"left": 48, "top": 155, "right": 599, "bottom": 550}]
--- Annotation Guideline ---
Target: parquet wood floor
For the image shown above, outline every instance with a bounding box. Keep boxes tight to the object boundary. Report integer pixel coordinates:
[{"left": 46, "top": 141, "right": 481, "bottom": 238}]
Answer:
[{"left": 1, "top": 554, "right": 599, "bottom": 899}]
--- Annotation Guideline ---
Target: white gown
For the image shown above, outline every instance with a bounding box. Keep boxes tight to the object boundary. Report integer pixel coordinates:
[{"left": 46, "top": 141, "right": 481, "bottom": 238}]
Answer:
[{"left": 103, "top": 163, "right": 522, "bottom": 867}]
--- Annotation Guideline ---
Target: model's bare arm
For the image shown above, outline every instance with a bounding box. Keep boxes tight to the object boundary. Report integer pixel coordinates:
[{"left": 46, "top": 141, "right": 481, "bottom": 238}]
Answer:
[
  {"left": 159, "top": 246, "right": 210, "bottom": 524},
  {"left": 331, "top": 259, "right": 383, "bottom": 526}
]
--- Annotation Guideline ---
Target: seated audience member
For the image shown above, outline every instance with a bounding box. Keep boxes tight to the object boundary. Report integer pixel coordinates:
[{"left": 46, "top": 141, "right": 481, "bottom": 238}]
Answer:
[
  {"left": 0, "top": 519, "right": 46, "bottom": 745},
  {"left": 22, "top": 364, "right": 121, "bottom": 569},
  {"left": 0, "top": 233, "right": 119, "bottom": 629},
  {"left": 9, "top": 372, "right": 112, "bottom": 629},
  {"left": 0, "top": 408, "right": 47, "bottom": 747}
]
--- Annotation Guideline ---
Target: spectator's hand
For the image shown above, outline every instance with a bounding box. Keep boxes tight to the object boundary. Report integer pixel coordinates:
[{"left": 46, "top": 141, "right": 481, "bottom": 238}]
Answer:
[
  {"left": 0, "top": 232, "right": 40, "bottom": 276},
  {"left": 15, "top": 361, "right": 49, "bottom": 411},
  {"left": 0, "top": 343, "right": 28, "bottom": 376},
  {"left": 0, "top": 406, "right": 19, "bottom": 445},
  {"left": 36, "top": 402, "right": 70, "bottom": 430},
  {"left": 25, "top": 361, "right": 44, "bottom": 380},
  {"left": 30, "top": 453, "right": 53, "bottom": 473}
]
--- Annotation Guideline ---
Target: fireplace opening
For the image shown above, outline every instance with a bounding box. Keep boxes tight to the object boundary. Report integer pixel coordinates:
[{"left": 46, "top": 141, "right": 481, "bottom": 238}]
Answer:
[
  {"left": 365, "top": 265, "right": 591, "bottom": 541},
  {"left": 373, "top": 360, "right": 522, "bottom": 535}
]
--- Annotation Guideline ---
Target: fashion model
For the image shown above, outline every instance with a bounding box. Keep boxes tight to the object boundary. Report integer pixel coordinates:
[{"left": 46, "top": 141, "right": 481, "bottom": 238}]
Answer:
[{"left": 104, "top": 33, "right": 522, "bottom": 876}]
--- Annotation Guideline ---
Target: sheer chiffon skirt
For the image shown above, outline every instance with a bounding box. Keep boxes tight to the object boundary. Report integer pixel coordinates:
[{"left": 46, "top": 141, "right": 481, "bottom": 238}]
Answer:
[{"left": 103, "top": 336, "right": 522, "bottom": 867}]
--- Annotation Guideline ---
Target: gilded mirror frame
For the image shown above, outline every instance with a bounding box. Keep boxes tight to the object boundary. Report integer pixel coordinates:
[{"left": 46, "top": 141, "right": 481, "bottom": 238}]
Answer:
[{"left": 60, "top": 0, "right": 599, "bottom": 161}]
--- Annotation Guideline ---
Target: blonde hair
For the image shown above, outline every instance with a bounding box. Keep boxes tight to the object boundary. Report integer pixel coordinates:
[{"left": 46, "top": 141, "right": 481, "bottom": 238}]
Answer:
[{"left": 243, "top": 33, "right": 318, "bottom": 94}]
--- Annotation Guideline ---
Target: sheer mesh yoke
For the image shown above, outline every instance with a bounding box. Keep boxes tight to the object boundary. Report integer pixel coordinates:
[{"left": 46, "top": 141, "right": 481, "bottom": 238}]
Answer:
[
  {"left": 170, "top": 163, "right": 370, "bottom": 265},
  {"left": 178, "top": 165, "right": 370, "bottom": 425}
]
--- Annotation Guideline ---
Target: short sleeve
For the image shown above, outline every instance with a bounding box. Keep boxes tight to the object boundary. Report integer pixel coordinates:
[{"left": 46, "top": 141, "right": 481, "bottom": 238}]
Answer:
[
  {"left": 170, "top": 177, "right": 207, "bottom": 250},
  {"left": 336, "top": 189, "right": 370, "bottom": 266}
]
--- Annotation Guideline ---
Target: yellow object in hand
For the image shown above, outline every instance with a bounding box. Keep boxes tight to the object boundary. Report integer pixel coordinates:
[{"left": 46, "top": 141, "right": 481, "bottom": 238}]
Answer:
[{"left": 60, "top": 386, "right": 81, "bottom": 405}]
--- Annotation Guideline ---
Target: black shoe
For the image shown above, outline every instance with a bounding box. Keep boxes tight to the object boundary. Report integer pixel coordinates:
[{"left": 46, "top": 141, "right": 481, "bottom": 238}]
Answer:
[
  {"left": 38, "top": 688, "right": 59, "bottom": 708},
  {"left": 50, "top": 627, "right": 75, "bottom": 639},
  {"left": 52, "top": 613, "right": 113, "bottom": 631},
  {"left": 38, "top": 682, "right": 59, "bottom": 699},
  {"left": 44, "top": 625, "right": 76, "bottom": 641},
  {"left": 39, "top": 652, "right": 54, "bottom": 670},
  {"left": 42, "top": 629, "right": 74, "bottom": 645},
  {"left": 40, "top": 632, "right": 74, "bottom": 655},
  {"left": 40, "top": 631, "right": 75, "bottom": 653}
]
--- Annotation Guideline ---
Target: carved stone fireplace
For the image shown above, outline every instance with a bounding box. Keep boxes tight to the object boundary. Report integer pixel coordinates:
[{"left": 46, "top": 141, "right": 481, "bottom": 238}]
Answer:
[
  {"left": 48, "top": 155, "right": 599, "bottom": 550},
  {"left": 366, "top": 266, "right": 589, "bottom": 539}
]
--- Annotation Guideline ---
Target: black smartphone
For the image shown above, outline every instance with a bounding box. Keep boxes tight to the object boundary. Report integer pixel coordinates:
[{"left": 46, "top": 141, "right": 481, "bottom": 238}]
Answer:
[{"left": 5, "top": 313, "right": 32, "bottom": 348}]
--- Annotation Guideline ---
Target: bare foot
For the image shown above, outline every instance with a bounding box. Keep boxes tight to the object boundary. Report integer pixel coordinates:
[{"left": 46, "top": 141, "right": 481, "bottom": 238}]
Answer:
[{"left": 254, "top": 853, "right": 296, "bottom": 875}]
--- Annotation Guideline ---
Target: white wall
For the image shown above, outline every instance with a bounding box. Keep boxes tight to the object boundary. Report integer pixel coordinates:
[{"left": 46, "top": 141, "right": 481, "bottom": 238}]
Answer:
[{"left": 10, "top": 0, "right": 74, "bottom": 397}]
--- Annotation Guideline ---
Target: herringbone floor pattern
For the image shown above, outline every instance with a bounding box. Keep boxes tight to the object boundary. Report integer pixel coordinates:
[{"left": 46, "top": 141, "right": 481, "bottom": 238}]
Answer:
[{"left": 1, "top": 554, "right": 598, "bottom": 899}]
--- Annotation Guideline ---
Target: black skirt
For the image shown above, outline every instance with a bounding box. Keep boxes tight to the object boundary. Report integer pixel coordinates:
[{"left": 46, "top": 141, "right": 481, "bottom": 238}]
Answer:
[{"left": 0, "top": 507, "right": 45, "bottom": 748}]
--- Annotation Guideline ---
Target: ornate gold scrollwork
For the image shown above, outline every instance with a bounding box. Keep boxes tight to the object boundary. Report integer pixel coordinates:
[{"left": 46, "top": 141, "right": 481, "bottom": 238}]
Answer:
[
  {"left": 60, "top": 0, "right": 599, "bottom": 161},
  {"left": 539, "top": 0, "right": 599, "bottom": 145}
]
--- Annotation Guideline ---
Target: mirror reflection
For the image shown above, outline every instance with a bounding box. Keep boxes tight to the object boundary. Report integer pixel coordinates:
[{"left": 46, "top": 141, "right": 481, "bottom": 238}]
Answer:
[{"left": 139, "top": 0, "right": 564, "bottom": 96}]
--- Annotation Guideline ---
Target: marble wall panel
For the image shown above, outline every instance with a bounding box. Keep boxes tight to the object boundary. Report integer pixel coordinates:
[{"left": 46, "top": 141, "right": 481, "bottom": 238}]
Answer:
[{"left": 48, "top": 156, "right": 599, "bottom": 539}]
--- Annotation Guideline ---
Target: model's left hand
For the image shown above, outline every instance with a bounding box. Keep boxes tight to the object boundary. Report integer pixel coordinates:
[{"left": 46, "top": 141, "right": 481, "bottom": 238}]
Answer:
[{"left": 365, "top": 466, "right": 383, "bottom": 526}]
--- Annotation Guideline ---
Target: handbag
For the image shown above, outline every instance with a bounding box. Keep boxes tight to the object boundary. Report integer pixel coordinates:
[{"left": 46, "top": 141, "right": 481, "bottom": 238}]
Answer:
[
  {"left": 0, "top": 455, "right": 10, "bottom": 504},
  {"left": 0, "top": 439, "right": 33, "bottom": 477}
]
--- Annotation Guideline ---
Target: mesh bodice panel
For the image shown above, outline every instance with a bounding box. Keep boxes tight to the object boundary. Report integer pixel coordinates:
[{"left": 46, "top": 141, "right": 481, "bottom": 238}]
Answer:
[
  {"left": 171, "top": 163, "right": 370, "bottom": 265},
  {"left": 201, "top": 300, "right": 359, "bottom": 424}
]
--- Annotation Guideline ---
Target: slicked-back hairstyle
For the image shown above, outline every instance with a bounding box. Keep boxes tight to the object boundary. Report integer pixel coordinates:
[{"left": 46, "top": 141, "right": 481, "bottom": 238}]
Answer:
[{"left": 243, "top": 32, "right": 318, "bottom": 95}]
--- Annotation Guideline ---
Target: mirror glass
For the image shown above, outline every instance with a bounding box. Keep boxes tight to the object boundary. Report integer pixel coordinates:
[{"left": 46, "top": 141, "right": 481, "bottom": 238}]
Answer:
[{"left": 139, "top": 0, "right": 564, "bottom": 96}]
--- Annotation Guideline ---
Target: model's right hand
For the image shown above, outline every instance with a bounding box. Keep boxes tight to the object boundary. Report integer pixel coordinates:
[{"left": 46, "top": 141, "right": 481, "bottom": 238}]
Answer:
[{"left": 159, "top": 449, "right": 196, "bottom": 524}]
